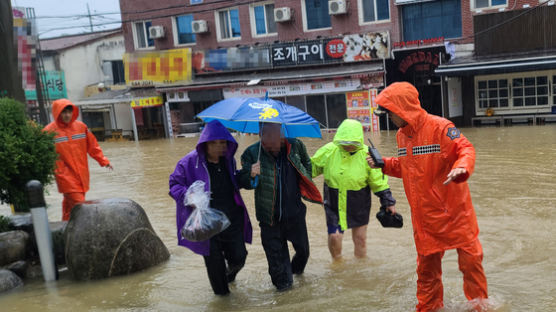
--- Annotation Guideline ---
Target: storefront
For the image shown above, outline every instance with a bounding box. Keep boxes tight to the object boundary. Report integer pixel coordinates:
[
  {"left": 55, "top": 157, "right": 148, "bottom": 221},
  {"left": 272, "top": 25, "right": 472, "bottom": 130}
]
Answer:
[
  {"left": 436, "top": 55, "right": 556, "bottom": 125},
  {"left": 123, "top": 48, "right": 193, "bottom": 137},
  {"left": 158, "top": 54, "right": 386, "bottom": 134},
  {"left": 222, "top": 77, "right": 384, "bottom": 129},
  {"left": 131, "top": 94, "right": 167, "bottom": 140},
  {"left": 387, "top": 44, "right": 448, "bottom": 116},
  {"left": 76, "top": 88, "right": 166, "bottom": 141},
  {"left": 165, "top": 89, "right": 224, "bottom": 136}
]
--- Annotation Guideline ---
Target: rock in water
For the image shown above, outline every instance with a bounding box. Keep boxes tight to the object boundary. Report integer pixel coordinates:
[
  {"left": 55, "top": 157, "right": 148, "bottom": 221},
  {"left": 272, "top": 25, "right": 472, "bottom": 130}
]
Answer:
[
  {"left": 0, "top": 269, "right": 23, "bottom": 293},
  {"left": 0, "top": 231, "right": 29, "bottom": 266},
  {"left": 5, "top": 260, "right": 28, "bottom": 279},
  {"left": 65, "top": 198, "right": 170, "bottom": 280}
]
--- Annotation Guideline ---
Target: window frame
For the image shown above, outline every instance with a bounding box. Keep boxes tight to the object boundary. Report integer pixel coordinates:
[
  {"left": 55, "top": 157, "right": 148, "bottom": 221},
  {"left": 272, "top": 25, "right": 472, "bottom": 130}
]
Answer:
[
  {"left": 471, "top": 0, "right": 507, "bottom": 11},
  {"left": 249, "top": 1, "right": 278, "bottom": 38},
  {"left": 301, "top": 0, "right": 332, "bottom": 32},
  {"left": 214, "top": 7, "right": 242, "bottom": 42},
  {"left": 172, "top": 14, "right": 196, "bottom": 47},
  {"left": 401, "top": 0, "right": 462, "bottom": 42},
  {"left": 132, "top": 20, "right": 155, "bottom": 50},
  {"left": 475, "top": 70, "right": 554, "bottom": 114},
  {"left": 357, "top": 0, "right": 391, "bottom": 25}
]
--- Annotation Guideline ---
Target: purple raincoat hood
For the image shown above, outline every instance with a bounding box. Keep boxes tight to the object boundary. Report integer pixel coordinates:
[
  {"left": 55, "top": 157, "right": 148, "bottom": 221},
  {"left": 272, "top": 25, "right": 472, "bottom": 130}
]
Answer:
[
  {"left": 196, "top": 120, "right": 238, "bottom": 160},
  {"left": 169, "top": 120, "right": 252, "bottom": 256}
]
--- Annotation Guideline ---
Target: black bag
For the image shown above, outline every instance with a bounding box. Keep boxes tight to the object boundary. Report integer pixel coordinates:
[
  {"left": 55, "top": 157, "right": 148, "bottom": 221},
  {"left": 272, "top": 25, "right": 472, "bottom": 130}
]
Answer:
[{"left": 376, "top": 206, "right": 403, "bottom": 228}]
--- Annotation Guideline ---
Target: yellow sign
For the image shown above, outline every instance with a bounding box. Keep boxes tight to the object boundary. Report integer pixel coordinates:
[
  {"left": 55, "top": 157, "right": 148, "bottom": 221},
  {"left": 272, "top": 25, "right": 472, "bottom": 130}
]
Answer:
[
  {"left": 124, "top": 48, "right": 192, "bottom": 87},
  {"left": 130, "top": 96, "right": 164, "bottom": 108}
]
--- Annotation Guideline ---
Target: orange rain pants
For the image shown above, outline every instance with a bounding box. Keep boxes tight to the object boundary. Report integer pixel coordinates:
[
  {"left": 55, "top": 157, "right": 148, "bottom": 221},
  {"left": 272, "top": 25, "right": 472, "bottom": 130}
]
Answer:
[
  {"left": 62, "top": 192, "right": 85, "bottom": 221},
  {"left": 416, "top": 239, "right": 488, "bottom": 311}
]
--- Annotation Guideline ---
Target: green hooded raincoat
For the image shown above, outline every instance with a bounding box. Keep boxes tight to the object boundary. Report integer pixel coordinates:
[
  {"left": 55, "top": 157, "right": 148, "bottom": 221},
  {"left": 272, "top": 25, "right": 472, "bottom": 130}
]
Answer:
[{"left": 311, "top": 119, "right": 395, "bottom": 231}]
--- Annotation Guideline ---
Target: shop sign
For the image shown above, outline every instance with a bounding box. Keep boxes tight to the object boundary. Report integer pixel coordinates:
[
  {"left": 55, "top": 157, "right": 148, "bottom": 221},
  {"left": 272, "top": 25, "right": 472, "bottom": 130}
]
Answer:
[
  {"left": 270, "top": 32, "right": 390, "bottom": 67},
  {"left": 223, "top": 79, "right": 360, "bottom": 98},
  {"left": 25, "top": 71, "right": 67, "bottom": 101},
  {"left": 195, "top": 32, "right": 390, "bottom": 73},
  {"left": 392, "top": 37, "right": 444, "bottom": 49},
  {"left": 346, "top": 91, "right": 371, "bottom": 126},
  {"left": 124, "top": 48, "right": 192, "bottom": 87},
  {"left": 345, "top": 89, "right": 380, "bottom": 132},
  {"left": 130, "top": 96, "right": 164, "bottom": 108},
  {"left": 397, "top": 50, "right": 440, "bottom": 74},
  {"left": 193, "top": 47, "right": 271, "bottom": 74}
]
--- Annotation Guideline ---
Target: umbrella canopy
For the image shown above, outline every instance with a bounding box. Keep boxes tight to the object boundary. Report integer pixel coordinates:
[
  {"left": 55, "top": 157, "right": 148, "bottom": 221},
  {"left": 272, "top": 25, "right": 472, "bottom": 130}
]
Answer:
[{"left": 196, "top": 97, "right": 322, "bottom": 138}]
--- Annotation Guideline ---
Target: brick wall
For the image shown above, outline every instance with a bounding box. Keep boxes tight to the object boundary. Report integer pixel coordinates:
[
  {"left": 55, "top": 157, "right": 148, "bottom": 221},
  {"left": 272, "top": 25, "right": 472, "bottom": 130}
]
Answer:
[
  {"left": 120, "top": 0, "right": 546, "bottom": 54},
  {"left": 120, "top": 0, "right": 402, "bottom": 52}
]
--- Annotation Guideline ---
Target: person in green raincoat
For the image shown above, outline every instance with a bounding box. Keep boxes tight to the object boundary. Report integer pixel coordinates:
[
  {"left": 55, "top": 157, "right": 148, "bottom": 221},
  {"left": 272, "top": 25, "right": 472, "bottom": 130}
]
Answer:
[{"left": 311, "top": 119, "right": 397, "bottom": 259}]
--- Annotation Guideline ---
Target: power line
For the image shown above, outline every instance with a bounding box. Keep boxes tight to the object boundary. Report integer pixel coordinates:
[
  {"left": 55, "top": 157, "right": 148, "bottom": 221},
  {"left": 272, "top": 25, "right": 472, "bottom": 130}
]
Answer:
[{"left": 36, "top": 0, "right": 553, "bottom": 42}]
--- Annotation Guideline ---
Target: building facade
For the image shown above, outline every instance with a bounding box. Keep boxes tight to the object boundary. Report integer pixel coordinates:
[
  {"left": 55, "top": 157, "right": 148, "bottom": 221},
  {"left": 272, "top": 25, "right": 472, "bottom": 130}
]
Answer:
[
  {"left": 119, "top": 0, "right": 552, "bottom": 134},
  {"left": 40, "top": 30, "right": 137, "bottom": 139},
  {"left": 436, "top": 0, "right": 556, "bottom": 126}
]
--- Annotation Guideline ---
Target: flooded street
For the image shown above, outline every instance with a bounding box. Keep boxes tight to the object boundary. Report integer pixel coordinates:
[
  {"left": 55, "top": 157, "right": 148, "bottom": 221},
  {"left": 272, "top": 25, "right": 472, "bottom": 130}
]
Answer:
[{"left": 1, "top": 125, "right": 555, "bottom": 311}]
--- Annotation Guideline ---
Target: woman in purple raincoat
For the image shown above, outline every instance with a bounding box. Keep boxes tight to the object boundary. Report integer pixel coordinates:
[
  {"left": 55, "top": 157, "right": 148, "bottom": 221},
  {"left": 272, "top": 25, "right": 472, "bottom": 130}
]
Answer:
[{"left": 169, "top": 120, "right": 253, "bottom": 295}]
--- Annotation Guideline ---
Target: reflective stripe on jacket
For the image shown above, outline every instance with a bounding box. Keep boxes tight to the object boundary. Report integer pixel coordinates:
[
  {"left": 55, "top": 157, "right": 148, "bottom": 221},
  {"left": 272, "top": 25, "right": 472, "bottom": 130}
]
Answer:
[
  {"left": 43, "top": 99, "right": 110, "bottom": 193},
  {"left": 376, "top": 82, "right": 479, "bottom": 256}
]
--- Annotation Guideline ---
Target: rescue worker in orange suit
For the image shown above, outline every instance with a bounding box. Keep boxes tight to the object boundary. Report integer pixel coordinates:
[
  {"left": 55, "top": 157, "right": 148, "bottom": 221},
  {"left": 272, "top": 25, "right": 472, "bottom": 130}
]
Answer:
[
  {"left": 369, "top": 82, "right": 488, "bottom": 311},
  {"left": 44, "top": 99, "right": 113, "bottom": 221}
]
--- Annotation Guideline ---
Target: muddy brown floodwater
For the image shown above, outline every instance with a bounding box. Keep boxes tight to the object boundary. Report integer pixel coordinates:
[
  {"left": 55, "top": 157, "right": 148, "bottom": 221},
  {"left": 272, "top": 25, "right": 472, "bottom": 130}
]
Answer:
[{"left": 1, "top": 125, "right": 555, "bottom": 311}]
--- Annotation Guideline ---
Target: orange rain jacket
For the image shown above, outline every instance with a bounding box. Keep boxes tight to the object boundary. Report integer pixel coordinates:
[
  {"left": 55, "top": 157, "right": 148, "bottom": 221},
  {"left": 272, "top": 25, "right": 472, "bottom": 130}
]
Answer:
[
  {"left": 44, "top": 99, "right": 110, "bottom": 194},
  {"left": 376, "top": 82, "right": 479, "bottom": 256}
]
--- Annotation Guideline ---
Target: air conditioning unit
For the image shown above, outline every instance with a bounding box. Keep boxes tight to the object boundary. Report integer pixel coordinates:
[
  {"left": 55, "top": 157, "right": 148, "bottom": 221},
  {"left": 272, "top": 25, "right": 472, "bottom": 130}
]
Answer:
[
  {"left": 191, "top": 20, "right": 208, "bottom": 33},
  {"left": 329, "top": 0, "right": 347, "bottom": 15},
  {"left": 274, "top": 7, "right": 292, "bottom": 22},
  {"left": 148, "top": 25, "right": 165, "bottom": 39}
]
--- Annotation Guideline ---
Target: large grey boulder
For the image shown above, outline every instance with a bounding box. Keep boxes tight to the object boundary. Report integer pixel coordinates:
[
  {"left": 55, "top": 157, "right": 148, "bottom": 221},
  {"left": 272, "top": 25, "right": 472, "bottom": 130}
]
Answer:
[
  {"left": 65, "top": 198, "right": 170, "bottom": 280},
  {"left": 0, "top": 269, "right": 23, "bottom": 293},
  {"left": 0, "top": 231, "right": 29, "bottom": 266}
]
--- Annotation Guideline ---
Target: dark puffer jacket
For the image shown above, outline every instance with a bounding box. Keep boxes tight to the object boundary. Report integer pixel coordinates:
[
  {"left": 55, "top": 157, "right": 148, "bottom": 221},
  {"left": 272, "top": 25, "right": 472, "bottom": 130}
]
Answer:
[{"left": 239, "top": 138, "right": 322, "bottom": 226}]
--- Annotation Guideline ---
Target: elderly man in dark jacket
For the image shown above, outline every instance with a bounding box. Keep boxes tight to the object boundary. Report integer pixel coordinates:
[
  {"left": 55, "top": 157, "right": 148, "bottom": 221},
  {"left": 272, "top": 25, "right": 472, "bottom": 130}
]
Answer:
[{"left": 239, "top": 122, "right": 322, "bottom": 291}]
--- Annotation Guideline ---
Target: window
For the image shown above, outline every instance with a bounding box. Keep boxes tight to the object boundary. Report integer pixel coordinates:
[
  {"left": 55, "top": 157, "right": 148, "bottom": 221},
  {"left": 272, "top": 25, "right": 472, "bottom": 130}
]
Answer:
[
  {"left": 512, "top": 76, "right": 548, "bottom": 107},
  {"left": 360, "top": 0, "right": 390, "bottom": 23},
  {"left": 251, "top": 2, "right": 277, "bottom": 36},
  {"left": 474, "top": 0, "right": 506, "bottom": 9},
  {"left": 111, "top": 61, "right": 125, "bottom": 84},
  {"left": 477, "top": 79, "right": 509, "bottom": 108},
  {"left": 475, "top": 73, "right": 553, "bottom": 112},
  {"left": 174, "top": 15, "right": 196, "bottom": 45},
  {"left": 133, "top": 21, "right": 154, "bottom": 49},
  {"left": 216, "top": 8, "right": 241, "bottom": 40},
  {"left": 402, "top": 0, "right": 461, "bottom": 41},
  {"left": 303, "top": 0, "right": 331, "bottom": 30},
  {"left": 102, "top": 60, "right": 125, "bottom": 85},
  {"left": 553, "top": 75, "right": 556, "bottom": 106}
]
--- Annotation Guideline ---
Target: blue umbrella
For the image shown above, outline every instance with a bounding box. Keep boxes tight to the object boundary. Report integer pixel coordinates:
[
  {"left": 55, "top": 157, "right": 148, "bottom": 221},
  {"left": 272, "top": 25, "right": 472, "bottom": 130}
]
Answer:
[{"left": 196, "top": 97, "right": 322, "bottom": 138}]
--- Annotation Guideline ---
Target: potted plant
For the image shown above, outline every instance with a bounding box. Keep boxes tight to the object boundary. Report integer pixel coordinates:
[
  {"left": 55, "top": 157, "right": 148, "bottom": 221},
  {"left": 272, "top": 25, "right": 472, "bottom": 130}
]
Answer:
[{"left": 0, "top": 98, "right": 57, "bottom": 212}]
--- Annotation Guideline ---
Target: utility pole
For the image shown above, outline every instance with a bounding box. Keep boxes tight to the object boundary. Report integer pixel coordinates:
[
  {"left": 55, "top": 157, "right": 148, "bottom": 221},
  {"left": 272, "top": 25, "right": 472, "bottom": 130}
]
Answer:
[{"left": 87, "top": 3, "right": 93, "bottom": 32}]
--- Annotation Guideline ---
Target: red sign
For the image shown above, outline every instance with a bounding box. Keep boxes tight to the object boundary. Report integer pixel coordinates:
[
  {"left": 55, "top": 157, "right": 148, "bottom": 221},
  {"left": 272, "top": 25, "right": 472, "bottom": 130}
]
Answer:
[
  {"left": 398, "top": 51, "right": 440, "bottom": 74},
  {"left": 325, "top": 39, "right": 347, "bottom": 58},
  {"left": 392, "top": 37, "right": 444, "bottom": 49}
]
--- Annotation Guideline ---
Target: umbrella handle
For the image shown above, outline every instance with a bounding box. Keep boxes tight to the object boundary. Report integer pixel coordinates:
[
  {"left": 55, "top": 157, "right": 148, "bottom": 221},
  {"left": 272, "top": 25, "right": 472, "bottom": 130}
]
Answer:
[{"left": 251, "top": 176, "right": 259, "bottom": 188}]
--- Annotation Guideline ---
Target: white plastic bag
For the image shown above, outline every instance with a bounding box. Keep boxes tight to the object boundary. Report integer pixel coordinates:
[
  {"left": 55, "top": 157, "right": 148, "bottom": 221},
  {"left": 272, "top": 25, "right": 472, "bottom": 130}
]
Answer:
[{"left": 181, "top": 180, "right": 231, "bottom": 242}]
